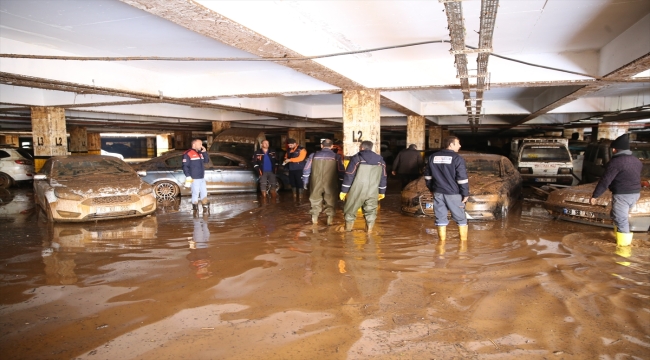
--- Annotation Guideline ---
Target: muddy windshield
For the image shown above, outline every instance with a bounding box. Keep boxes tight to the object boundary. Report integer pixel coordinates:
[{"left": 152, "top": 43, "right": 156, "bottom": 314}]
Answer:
[
  {"left": 465, "top": 158, "right": 501, "bottom": 176},
  {"left": 631, "top": 149, "right": 650, "bottom": 160},
  {"left": 520, "top": 145, "right": 571, "bottom": 162},
  {"left": 53, "top": 159, "right": 135, "bottom": 178}
]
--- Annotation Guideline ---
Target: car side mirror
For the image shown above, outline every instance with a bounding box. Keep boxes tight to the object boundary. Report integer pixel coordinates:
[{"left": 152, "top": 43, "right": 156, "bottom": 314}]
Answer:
[
  {"left": 34, "top": 174, "right": 47, "bottom": 180},
  {"left": 595, "top": 158, "right": 603, "bottom": 166},
  {"left": 137, "top": 171, "right": 147, "bottom": 177}
]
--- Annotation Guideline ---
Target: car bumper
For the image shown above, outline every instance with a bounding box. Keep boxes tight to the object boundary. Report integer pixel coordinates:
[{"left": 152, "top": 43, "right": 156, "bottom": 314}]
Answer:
[
  {"left": 521, "top": 174, "right": 573, "bottom": 185},
  {"left": 47, "top": 194, "right": 157, "bottom": 222},
  {"left": 401, "top": 194, "right": 501, "bottom": 220},
  {"left": 544, "top": 204, "right": 650, "bottom": 232}
]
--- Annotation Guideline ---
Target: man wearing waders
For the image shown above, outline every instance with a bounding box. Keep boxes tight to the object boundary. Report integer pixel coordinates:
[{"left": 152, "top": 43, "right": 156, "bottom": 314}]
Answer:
[
  {"left": 424, "top": 136, "right": 469, "bottom": 242},
  {"left": 340, "top": 141, "right": 388, "bottom": 232},
  {"left": 590, "top": 133, "right": 642, "bottom": 248},
  {"left": 302, "top": 139, "right": 345, "bottom": 225}
]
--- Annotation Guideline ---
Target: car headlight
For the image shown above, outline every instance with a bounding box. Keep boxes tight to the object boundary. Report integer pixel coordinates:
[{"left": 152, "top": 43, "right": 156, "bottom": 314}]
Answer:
[
  {"left": 138, "top": 186, "right": 153, "bottom": 196},
  {"left": 53, "top": 188, "right": 84, "bottom": 201}
]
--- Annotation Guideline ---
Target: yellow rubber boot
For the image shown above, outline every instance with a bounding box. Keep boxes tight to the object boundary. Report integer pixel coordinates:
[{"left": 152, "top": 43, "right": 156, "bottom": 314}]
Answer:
[
  {"left": 459, "top": 225, "right": 468, "bottom": 242},
  {"left": 436, "top": 226, "right": 447, "bottom": 242},
  {"left": 615, "top": 232, "right": 633, "bottom": 247}
]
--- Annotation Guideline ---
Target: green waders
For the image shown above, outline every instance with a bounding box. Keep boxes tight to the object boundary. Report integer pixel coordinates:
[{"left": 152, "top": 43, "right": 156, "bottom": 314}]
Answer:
[
  {"left": 308, "top": 158, "right": 340, "bottom": 219},
  {"left": 343, "top": 164, "right": 382, "bottom": 226}
]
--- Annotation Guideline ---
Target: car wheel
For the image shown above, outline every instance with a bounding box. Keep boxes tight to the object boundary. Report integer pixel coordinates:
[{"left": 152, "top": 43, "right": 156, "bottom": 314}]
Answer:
[
  {"left": 0, "top": 173, "right": 13, "bottom": 189},
  {"left": 155, "top": 181, "right": 180, "bottom": 198},
  {"left": 275, "top": 179, "right": 283, "bottom": 192}
]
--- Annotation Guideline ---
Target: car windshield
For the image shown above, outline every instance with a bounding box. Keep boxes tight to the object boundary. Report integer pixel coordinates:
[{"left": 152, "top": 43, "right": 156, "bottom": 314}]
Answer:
[
  {"left": 631, "top": 148, "right": 650, "bottom": 160},
  {"left": 53, "top": 158, "right": 135, "bottom": 177},
  {"left": 520, "top": 145, "right": 571, "bottom": 162},
  {"left": 465, "top": 158, "right": 501, "bottom": 176}
]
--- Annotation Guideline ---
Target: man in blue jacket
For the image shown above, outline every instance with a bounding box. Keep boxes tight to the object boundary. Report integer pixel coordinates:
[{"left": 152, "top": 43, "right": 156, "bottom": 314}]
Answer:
[
  {"left": 182, "top": 139, "right": 210, "bottom": 214},
  {"left": 424, "top": 136, "right": 469, "bottom": 243},
  {"left": 252, "top": 140, "right": 278, "bottom": 197},
  {"left": 590, "top": 133, "right": 642, "bottom": 247}
]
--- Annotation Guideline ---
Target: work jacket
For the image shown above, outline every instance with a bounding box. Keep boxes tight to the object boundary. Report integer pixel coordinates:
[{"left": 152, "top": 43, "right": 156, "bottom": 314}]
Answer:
[
  {"left": 284, "top": 146, "right": 307, "bottom": 171},
  {"left": 302, "top": 148, "right": 344, "bottom": 188},
  {"left": 424, "top": 149, "right": 469, "bottom": 197},
  {"left": 341, "top": 150, "right": 387, "bottom": 195},
  {"left": 393, "top": 148, "right": 424, "bottom": 175},
  {"left": 592, "top": 150, "right": 643, "bottom": 198},
  {"left": 182, "top": 149, "right": 209, "bottom": 179},
  {"left": 252, "top": 148, "right": 278, "bottom": 175}
]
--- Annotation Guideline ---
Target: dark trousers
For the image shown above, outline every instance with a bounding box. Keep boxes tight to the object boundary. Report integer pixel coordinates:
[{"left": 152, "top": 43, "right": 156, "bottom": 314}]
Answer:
[
  {"left": 288, "top": 169, "right": 304, "bottom": 189},
  {"left": 399, "top": 174, "right": 419, "bottom": 189}
]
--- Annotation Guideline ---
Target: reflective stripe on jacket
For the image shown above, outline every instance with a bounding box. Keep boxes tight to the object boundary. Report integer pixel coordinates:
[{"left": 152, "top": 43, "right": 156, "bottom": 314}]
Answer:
[
  {"left": 252, "top": 148, "right": 278, "bottom": 175},
  {"left": 341, "top": 150, "right": 387, "bottom": 194}
]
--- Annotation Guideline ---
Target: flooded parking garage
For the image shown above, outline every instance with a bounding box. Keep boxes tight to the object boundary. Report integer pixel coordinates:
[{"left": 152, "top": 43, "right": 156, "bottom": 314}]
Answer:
[{"left": 0, "top": 185, "right": 648, "bottom": 359}]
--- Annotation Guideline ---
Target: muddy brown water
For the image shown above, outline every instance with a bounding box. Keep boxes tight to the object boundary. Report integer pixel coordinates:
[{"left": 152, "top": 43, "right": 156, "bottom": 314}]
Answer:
[{"left": 0, "top": 185, "right": 648, "bottom": 359}]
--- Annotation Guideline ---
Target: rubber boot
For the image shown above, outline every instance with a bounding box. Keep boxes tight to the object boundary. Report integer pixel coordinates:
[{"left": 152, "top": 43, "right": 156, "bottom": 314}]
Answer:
[
  {"left": 615, "top": 231, "right": 633, "bottom": 247},
  {"left": 327, "top": 215, "right": 333, "bottom": 226},
  {"left": 459, "top": 225, "right": 468, "bottom": 241},
  {"left": 201, "top": 198, "right": 210, "bottom": 214},
  {"left": 292, "top": 188, "right": 297, "bottom": 199},
  {"left": 298, "top": 188, "right": 304, "bottom": 200},
  {"left": 345, "top": 221, "right": 354, "bottom": 232},
  {"left": 365, "top": 222, "right": 374, "bottom": 233},
  {"left": 312, "top": 215, "right": 318, "bottom": 225},
  {"left": 436, "top": 226, "right": 447, "bottom": 242},
  {"left": 270, "top": 188, "right": 277, "bottom": 198},
  {"left": 612, "top": 225, "right": 617, "bottom": 240},
  {"left": 192, "top": 203, "right": 198, "bottom": 218}
]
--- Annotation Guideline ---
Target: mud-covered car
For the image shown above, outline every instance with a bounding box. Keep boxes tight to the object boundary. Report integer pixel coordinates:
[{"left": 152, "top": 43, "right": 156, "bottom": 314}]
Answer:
[
  {"left": 401, "top": 153, "right": 522, "bottom": 220},
  {"left": 132, "top": 151, "right": 272, "bottom": 198},
  {"left": 544, "top": 160, "right": 650, "bottom": 231},
  {"left": 34, "top": 156, "right": 156, "bottom": 222}
]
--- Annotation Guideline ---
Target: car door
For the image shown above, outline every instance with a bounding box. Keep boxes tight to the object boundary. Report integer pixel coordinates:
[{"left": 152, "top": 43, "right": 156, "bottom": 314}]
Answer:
[
  {"left": 163, "top": 154, "right": 186, "bottom": 184},
  {"left": 209, "top": 154, "right": 256, "bottom": 193}
]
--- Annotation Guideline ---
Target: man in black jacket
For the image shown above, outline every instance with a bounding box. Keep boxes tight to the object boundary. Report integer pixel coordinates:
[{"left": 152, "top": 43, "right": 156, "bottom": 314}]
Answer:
[
  {"left": 392, "top": 144, "right": 423, "bottom": 189},
  {"left": 590, "top": 134, "right": 642, "bottom": 247},
  {"left": 252, "top": 140, "right": 278, "bottom": 197},
  {"left": 424, "top": 136, "right": 469, "bottom": 243},
  {"left": 340, "top": 141, "right": 387, "bottom": 232}
]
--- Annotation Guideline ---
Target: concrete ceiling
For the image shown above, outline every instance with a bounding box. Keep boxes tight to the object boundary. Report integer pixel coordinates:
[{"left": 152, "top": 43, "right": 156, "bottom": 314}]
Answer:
[{"left": 0, "top": 0, "right": 649, "bottom": 135}]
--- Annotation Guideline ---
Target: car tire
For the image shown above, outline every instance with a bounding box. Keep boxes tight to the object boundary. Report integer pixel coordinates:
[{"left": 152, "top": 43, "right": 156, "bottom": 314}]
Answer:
[
  {"left": 155, "top": 181, "right": 180, "bottom": 198},
  {"left": 0, "top": 173, "right": 13, "bottom": 189},
  {"left": 275, "top": 178, "right": 283, "bottom": 192}
]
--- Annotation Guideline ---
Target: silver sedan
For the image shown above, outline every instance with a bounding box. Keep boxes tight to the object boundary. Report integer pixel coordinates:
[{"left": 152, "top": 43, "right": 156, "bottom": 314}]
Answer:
[{"left": 131, "top": 151, "right": 258, "bottom": 198}]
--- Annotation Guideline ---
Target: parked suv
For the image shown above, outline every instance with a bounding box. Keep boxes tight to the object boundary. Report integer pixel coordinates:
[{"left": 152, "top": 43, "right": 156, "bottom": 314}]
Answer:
[
  {"left": 581, "top": 140, "right": 650, "bottom": 184},
  {"left": 0, "top": 146, "right": 34, "bottom": 188},
  {"left": 511, "top": 138, "right": 574, "bottom": 185}
]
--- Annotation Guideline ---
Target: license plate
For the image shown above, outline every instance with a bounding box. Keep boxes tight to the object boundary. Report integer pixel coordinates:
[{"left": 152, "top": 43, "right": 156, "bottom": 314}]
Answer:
[
  {"left": 96, "top": 206, "right": 129, "bottom": 214},
  {"left": 424, "top": 202, "right": 433, "bottom": 209},
  {"left": 563, "top": 208, "right": 592, "bottom": 217},
  {"left": 536, "top": 178, "right": 556, "bottom": 182}
]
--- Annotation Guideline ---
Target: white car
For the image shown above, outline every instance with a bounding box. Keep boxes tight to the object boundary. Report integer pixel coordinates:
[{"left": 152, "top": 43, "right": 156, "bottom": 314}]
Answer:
[
  {"left": 0, "top": 146, "right": 35, "bottom": 188},
  {"left": 101, "top": 149, "right": 125, "bottom": 160}
]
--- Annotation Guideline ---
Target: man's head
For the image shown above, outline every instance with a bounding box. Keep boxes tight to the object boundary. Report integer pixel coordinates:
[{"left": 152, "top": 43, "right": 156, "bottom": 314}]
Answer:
[
  {"left": 610, "top": 133, "right": 629, "bottom": 153},
  {"left": 191, "top": 138, "right": 203, "bottom": 151},
  {"left": 360, "top": 140, "right": 373, "bottom": 151},
  {"left": 408, "top": 144, "right": 417, "bottom": 150},
  {"left": 287, "top": 138, "right": 297, "bottom": 150},
  {"left": 321, "top": 139, "right": 333, "bottom": 149},
  {"left": 443, "top": 136, "right": 461, "bottom": 152},
  {"left": 261, "top": 140, "right": 269, "bottom": 150}
]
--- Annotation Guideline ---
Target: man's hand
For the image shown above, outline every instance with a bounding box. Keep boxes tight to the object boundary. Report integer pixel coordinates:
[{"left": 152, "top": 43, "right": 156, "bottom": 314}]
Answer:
[
  {"left": 303, "top": 182, "right": 309, "bottom": 190},
  {"left": 589, "top": 197, "right": 597, "bottom": 205},
  {"left": 462, "top": 196, "right": 468, "bottom": 203},
  {"left": 184, "top": 177, "right": 193, "bottom": 189},
  {"left": 200, "top": 146, "right": 206, "bottom": 152},
  {"left": 339, "top": 192, "right": 347, "bottom": 201},
  {"left": 391, "top": 171, "right": 396, "bottom": 176},
  {"left": 282, "top": 159, "right": 289, "bottom": 166},
  {"left": 378, "top": 194, "right": 385, "bottom": 201}
]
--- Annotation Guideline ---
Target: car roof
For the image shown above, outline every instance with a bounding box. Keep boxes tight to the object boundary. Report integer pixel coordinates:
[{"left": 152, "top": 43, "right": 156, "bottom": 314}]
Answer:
[{"left": 143, "top": 150, "right": 248, "bottom": 163}]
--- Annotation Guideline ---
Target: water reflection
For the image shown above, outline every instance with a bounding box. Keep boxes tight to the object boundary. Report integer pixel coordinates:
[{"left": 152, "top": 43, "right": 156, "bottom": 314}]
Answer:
[
  {"left": 0, "top": 188, "right": 35, "bottom": 224},
  {"left": 188, "top": 216, "right": 212, "bottom": 279}
]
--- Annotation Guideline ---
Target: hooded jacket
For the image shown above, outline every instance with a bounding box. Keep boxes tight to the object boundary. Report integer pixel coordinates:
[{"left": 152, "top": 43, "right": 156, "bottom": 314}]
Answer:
[{"left": 341, "top": 150, "right": 387, "bottom": 194}]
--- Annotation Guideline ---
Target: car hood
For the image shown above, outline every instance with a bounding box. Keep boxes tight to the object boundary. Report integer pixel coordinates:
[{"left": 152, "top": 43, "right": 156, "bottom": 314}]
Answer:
[
  {"left": 402, "top": 174, "right": 506, "bottom": 198},
  {"left": 52, "top": 174, "right": 148, "bottom": 196},
  {"left": 546, "top": 182, "right": 650, "bottom": 208}
]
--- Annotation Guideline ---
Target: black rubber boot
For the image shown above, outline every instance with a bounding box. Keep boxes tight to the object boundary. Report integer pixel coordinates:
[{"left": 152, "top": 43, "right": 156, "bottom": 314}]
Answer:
[{"left": 201, "top": 198, "right": 210, "bottom": 214}]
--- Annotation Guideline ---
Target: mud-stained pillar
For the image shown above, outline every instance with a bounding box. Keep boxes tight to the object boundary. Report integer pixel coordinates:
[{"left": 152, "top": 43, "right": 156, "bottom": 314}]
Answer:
[
  {"left": 146, "top": 137, "right": 156, "bottom": 158},
  {"left": 87, "top": 133, "right": 101, "bottom": 155},
  {"left": 428, "top": 125, "right": 442, "bottom": 149},
  {"left": 156, "top": 134, "right": 171, "bottom": 156},
  {"left": 68, "top": 126, "right": 87, "bottom": 156},
  {"left": 0, "top": 135, "right": 19, "bottom": 146},
  {"left": 174, "top": 131, "right": 192, "bottom": 150},
  {"left": 287, "top": 128, "right": 306, "bottom": 147},
  {"left": 212, "top": 121, "right": 230, "bottom": 137},
  {"left": 442, "top": 129, "right": 452, "bottom": 142},
  {"left": 31, "top": 107, "right": 68, "bottom": 172},
  {"left": 343, "top": 89, "right": 381, "bottom": 156},
  {"left": 596, "top": 122, "right": 629, "bottom": 141},
  {"left": 406, "top": 115, "right": 425, "bottom": 150},
  {"left": 563, "top": 128, "right": 584, "bottom": 141}
]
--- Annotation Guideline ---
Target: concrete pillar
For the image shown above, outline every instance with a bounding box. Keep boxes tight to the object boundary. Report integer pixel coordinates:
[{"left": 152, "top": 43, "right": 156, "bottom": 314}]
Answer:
[
  {"left": 156, "top": 134, "right": 171, "bottom": 156},
  {"left": 342, "top": 89, "right": 381, "bottom": 156},
  {"left": 280, "top": 135, "right": 288, "bottom": 151},
  {"left": 563, "top": 128, "right": 584, "bottom": 141},
  {"left": 146, "top": 137, "right": 156, "bottom": 158},
  {"left": 406, "top": 115, "right": 425, "bottom": 150},
  {"left": 68, "top": 126, "right": 88, "bottom": 155},
  {"left": 287, "top": 128, "right": 306, "bottom": 147},
  {"left": 428, "top": 125, "right": 442, "bottom": 149},
  {"left": 31, "top": 107, "right": 67, "bottom": 172},
  {"left": 212, "top": 121, "right": 230, "bottom": 136},
  {"left": 0, "top": 135, "right": 19, "bottom": 147},
  {"left": 174, "top": 131, "right": 192, "bottom": 150},
  {"left": 87, "top": 133, "right": 101, "bottom": 155},
  {"left": 596, "top": 122, "right": 629, "bottom": 141}
]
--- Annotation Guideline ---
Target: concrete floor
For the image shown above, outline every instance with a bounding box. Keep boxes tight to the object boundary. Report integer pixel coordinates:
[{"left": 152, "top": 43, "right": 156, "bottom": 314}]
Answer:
[{"left": 0, "top": 183, "right": 649, "bottom": 359}]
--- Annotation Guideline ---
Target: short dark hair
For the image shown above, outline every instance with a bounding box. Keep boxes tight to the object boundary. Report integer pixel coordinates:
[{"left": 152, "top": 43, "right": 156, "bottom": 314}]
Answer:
[
  {"left": 192, "top": 138, "right": 203, "bottom": 143},
  {"left": 287, "top": 138, "right": 296, "bottom": 144},
  {"left": 321, "top": 139, "right": 333, "bottom": 148},
  {"left": 442, "top": 136, "right": 459, "bottom": 149},
  {"left": 360, "top": 140, "right": 373, "bottom": 151},
  {"left": 408, "top": 144, "right": 417, "bottom": 149}
]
